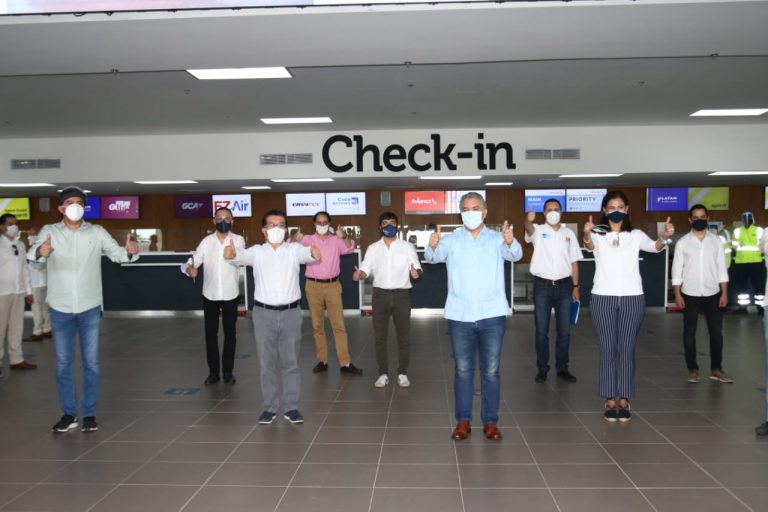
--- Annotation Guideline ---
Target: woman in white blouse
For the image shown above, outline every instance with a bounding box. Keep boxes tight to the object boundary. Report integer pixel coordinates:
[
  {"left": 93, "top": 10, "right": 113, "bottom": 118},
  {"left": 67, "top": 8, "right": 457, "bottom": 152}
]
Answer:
[{"left": 583, "top": 191, "right": 674, "bottom": 421}]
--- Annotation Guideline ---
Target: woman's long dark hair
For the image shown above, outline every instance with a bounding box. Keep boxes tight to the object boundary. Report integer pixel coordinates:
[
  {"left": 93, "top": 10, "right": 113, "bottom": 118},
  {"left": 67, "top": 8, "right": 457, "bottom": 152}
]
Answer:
[{"left": 600, "top": 190, "right": 633, "bottom": 232}]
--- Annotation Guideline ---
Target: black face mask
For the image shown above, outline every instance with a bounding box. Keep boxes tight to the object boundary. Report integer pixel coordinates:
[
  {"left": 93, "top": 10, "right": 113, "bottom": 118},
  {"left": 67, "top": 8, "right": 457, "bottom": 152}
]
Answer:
[
  {"left": 692, "top": 219, "right": 708, "bottom": 231},
  {"left": 606, "top": 211, "right": 626, "bottom": 224},
  {"left": 215, "top": 220, "right": 232, "bottom": 233}
]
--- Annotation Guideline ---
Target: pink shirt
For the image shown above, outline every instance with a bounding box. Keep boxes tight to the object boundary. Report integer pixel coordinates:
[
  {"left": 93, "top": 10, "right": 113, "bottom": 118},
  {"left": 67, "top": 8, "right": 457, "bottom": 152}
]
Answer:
[{"left": 300, "top": 233, "right": 356, "bottom": 279}]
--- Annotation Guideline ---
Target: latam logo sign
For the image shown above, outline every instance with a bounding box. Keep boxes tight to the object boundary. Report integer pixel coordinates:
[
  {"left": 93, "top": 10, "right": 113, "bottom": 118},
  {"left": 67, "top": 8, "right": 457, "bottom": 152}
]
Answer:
[
  {"left": 212, "top": 194, "right": 252, "bottom": 218},
  {"left": 404, "top": 191, "right": 445, "bottom": 215},
  {"left": 101, "top": 196, "right": 139, "bottom": 219},
  {"left": 322, "top": 133, "right": 516, "bottom": 173},
  {"left": 173, "top": 195, "right": 212, "bottom": 218},
  {"left": 647, "top": 188, "right": 688, "bottom": 212}
]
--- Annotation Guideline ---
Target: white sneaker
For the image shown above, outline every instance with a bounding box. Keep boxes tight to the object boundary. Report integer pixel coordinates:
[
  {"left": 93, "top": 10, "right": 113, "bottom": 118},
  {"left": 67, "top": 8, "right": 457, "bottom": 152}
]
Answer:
[
  {"left": 374, "top": 374, "right": 389, "bottom": 388},
  {"left": 397, "top": 374, "right": 411, "bottom": 388}
]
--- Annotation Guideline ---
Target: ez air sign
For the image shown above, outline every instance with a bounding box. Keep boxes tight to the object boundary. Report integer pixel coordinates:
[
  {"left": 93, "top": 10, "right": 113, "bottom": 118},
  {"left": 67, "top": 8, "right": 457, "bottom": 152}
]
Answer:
[{"left": 322, "top": 133, "right": 516, "bottom": 173}]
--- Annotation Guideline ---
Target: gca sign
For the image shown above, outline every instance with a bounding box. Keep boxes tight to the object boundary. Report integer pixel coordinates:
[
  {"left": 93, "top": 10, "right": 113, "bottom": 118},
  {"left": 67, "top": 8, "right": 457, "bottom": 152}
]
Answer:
[{"left": 322, "top": 133, "right": 516, "bottom": 173}]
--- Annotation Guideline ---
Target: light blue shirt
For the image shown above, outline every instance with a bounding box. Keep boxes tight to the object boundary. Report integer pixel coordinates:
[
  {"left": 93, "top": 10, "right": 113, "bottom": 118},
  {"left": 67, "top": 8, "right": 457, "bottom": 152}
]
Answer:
[{"left": 424, "top": 226, "right": 522, "bottom": 322}]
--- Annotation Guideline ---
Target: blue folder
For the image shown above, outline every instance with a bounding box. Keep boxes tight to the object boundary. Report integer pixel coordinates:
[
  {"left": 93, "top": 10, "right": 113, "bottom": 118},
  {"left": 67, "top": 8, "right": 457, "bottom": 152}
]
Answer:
[{"left": 570, "top": 300, "right": 581, "bottom": 325}]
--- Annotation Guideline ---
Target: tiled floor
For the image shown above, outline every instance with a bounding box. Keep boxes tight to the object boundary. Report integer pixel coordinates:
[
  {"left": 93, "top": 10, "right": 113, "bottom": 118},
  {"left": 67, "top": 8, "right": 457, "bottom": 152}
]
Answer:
[{"left": 1, "top": 309, "right": 767, "bottom": 512}]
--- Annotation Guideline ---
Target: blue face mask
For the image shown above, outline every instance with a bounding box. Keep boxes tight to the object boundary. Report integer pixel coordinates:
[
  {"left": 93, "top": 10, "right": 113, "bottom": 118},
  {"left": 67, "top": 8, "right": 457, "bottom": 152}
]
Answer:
[
  {"left": 381, "top": 224, "right": 398, "bottom": 238},
  {"left": 461, "top": 210, "right": 483, "bottom": 230},
  {"left": 606, "top": 211, "right": 626, "bottom": 224}
]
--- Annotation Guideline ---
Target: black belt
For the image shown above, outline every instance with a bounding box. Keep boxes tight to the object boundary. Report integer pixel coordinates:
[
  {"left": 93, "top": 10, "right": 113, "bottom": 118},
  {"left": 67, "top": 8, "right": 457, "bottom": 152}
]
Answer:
[
  {"left": 534, "top": 276, "right": 572, "bottom": 286},
  {"left": 253, "top": 300, "right": 300, "bottom": 311},
  {"left": 306, "top": 276, "right": 339, "bottom": 283}
]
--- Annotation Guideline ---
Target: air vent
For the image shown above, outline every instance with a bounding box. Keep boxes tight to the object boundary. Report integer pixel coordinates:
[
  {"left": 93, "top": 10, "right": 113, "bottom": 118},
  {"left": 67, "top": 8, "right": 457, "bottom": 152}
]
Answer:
[
  {"left": 553, "top": 149, "right": 580, "bottom": 160},
  {"left": 525, "top": 149, "right": 552, "bottom": 160},
  {"left": 260, "top": 153, "right": 313, "bottom": 165},
  {"left": 11, "top": 158, "right": 61, "bottom": 170}
]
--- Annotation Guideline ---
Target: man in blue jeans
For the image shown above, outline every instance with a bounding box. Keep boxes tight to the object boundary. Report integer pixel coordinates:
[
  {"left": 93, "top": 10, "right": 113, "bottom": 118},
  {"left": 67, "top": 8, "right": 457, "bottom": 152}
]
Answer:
[
  {"left": 28, "top": 187, "right": 139, "bottom": 433},
  {"left": 758, "top": 231, "right": 768, "bottom": 436},
  {"left": 524, "top": 199, "right": 582, "bottom": 384},
  {"left": 425, "top": 192, "right": 522, "bottom": 441}
]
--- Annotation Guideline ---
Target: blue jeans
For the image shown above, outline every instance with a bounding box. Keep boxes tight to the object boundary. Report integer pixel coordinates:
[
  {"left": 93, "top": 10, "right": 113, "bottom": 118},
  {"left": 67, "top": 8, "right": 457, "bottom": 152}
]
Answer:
[
  {"left": 448, "top": 316, "right": 506, "bottom": 425},
  {"left": 764, "top": 315, "right": 768, "bottom": 421},
  {"left": 50, "top": 306, "right": 101, "bottom": 418},
  {"left": 533, "top": 278, "right": 573, "bottom": 372}
]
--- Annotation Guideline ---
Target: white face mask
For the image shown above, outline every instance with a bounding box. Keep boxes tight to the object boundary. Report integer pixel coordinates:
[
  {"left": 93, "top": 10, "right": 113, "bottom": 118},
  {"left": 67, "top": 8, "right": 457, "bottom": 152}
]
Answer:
[
  {"left": 64, "top": 203, "right": 84, "bottom": 222},
  {"left": 27, "top": 235, "right": 37, "bottom": 244},
  {"left": 315, "top": 224, "right": 330, "bottom": 235},
  {"left": 5, "top": 225, "right": 19, "bottom": 238},
  {"left": 545, "top": 211, "right": 561, "bottom": 226},
  {"left": 266, "top": 227, "right": 286, "bottom": 244},
  {"left": 461, "top": 210, "right": 484, "bottom": 230}
]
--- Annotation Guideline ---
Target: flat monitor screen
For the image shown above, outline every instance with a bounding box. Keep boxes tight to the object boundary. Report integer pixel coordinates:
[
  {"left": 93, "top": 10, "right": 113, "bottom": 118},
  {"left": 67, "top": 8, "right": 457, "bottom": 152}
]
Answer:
[
  {"left": 285, "top": 193, "right": 326, "bottom": 217},
  {"left": 326, "top": 192, "right": 366, "bottom": 216},
  {"left": 565, "top": 188, "right": 606, "bottom": 212},
  {"left": 212, "top": 194, "right": 252, "bottom": 218},
  {"left": 687, "top": 187, "right": 729, "bottom": 211},
  {"left": 0, "top": 197, "right": 31, "bottom": 220},
  {"left": 404, "top": 191, "right": 445, "bottom": 215},
  {"left": 646, "top": 187, "right": 688, "bottom": 212},
  {"left": 83, "top": 196, "right": 101, "bottom": 219},
  {"left": 101, "top": 195, "right": 140, "bottom": 220},
  {"left": 524, "top": 189, "right": 565, "bottom": 213}
]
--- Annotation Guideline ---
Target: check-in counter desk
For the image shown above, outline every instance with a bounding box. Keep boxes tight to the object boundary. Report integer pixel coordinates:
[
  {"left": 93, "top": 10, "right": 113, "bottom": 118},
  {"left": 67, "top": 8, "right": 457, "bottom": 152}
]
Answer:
[{"left": 101, "top": 247, "right": 667, "bottom": 312}]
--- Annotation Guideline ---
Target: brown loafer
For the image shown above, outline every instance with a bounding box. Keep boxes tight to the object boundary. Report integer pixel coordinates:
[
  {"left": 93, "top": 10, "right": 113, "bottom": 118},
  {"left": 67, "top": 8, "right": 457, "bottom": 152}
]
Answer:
[
  {"left": 10, "top": 361, "right": 37, "bottom": 370},
  {"left": 23, "top": 334, "right": 44, "bottom": 342},
  {"left": 43, "top": 331, "right": 53, "bottom": 339},
  {"left": 451, "top": 421, "right": 471, "bottom": 440},
  {"left": 483, "top": 423, "right": 502, "bottom": 440}
]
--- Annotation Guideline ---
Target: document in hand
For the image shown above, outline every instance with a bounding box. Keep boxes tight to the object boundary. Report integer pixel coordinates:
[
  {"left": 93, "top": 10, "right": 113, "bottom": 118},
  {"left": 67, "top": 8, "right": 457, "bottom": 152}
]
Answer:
[{"left": 570, "top": 300, "right": 581, "bottom": 325}]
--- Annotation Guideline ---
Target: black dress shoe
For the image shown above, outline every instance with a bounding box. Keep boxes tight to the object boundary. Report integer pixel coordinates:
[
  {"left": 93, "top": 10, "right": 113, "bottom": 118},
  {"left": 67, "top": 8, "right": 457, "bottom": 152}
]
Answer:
[
  {"left": 340, "top": 363, "right": 363, "bottom": 375},
  {"left": 204, "top": 374, "right": 220, "bottom": 385},
  {"left": 557, "top": 370, "right": 578, "bottom": 383},
  {"left": 312, "top": 362, "right": 328, "bottom": 373},
  {"left": 534, "top": 370, "right": 547, "bottom": 383},
  {"left": 223, "top": 373, "right": 236, "bottom": 384}
]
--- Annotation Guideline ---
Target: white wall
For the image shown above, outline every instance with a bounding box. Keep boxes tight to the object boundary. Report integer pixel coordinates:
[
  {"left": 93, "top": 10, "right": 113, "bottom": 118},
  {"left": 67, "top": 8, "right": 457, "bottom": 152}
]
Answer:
[{"left": 1, "top": 124, "right": 767, "bottom": 184}]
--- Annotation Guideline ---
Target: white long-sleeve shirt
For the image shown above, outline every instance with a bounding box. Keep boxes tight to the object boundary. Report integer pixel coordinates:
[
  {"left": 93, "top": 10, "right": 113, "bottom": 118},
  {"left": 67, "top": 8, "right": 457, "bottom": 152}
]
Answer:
[
  {"left": 359, "top": 238, "right": 422, "bottom": 290},
  {"left": 231, "top": 242, "right": 315, "bottom": 306},
  {"left": 671, "top": 231, "right": 729, "bottom": 297},
  {"left": 0, "top": 237, "right": 31, "bottom": 296},
  {"left": 189, "top": 232, "right": 245, "bottom": 301}
]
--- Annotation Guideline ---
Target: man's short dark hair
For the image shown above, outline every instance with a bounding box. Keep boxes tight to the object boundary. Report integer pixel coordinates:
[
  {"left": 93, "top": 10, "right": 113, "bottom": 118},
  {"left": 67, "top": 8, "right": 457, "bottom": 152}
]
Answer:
[
  {"left": 378, "top": 211, "right": 398, "bottom": 225},
  {"left": 544, "top": 198, "right": 562, "bottom": 210},
  {"left": 313, "top": 211, "right": 332, "bottom": 223},
  {"left": 0, "top": 213, "right": 16, "bottom": 225},
  {"left": 214, "top": 207, "right": 233, "bottom": 218},
  {"left": 689, "top": 204, "right": 708, "bottom": 217},
  {"left": 261, "top": 209, "right": 288, "bottom": 227}
]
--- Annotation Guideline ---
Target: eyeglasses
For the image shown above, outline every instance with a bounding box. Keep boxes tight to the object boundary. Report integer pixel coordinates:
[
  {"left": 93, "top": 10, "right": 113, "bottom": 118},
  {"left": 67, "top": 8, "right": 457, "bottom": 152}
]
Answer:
[{"left": 11, "top": 245, "right": 18, "bottom": 256}]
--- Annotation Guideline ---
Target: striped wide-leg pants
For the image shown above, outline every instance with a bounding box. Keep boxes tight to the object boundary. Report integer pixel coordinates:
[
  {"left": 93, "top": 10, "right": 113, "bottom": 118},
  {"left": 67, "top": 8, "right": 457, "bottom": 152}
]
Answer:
[{"left": 590, "top": 294, "right": 645, "bottom": 399}]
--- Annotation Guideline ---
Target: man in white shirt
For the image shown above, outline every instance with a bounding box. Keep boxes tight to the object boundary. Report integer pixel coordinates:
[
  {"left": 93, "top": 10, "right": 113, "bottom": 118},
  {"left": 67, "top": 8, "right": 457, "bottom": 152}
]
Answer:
[
  {"left": 353, "top": 212, "right": 422, "bottom": 389},
  {"left": 757, "top": 229, "right": 768, "bottom": 436},
  {"left": 672, "top": 204, "right": 732, "bottom": 384},
  {"left": 0, "top": 213, "right": 36, "bottom": 377},
  {"left": 23, "top": 229, "right": 52, "bottom": 342},
  {"left": 524, "top": 198, "right": 582, "bottom": 384},
  {"left": 225, "top": 209, "right": 320, "bottom": 425},
  {"left": 28, "top": 187, "right": 139, "bottom": 433},
  {"left": 186, "top": 207, "right": 246, "bottom": 385}
]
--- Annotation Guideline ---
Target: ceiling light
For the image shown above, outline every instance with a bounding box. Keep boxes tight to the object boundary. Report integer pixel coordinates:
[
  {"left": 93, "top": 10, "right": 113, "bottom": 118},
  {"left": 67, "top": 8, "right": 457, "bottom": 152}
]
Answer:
[
  {"left": 133, "top": 180, "right": 199, "bottom": 185},
  {"left": 485, "top": 182, "right": 514, "bottom": 186},
  {"left": 708, "top": 171, "right": 768, "bottom": 176},
  {"left": 690, "top": 109, "right": 768, "bottom": 117},
  {"left": 0, "top": 182, "right": 56, "bottom": 187},
  {"left": 241, "top": 186, "right": 272, "bottom": 190},
  {"left": 558, "top": 174, "right": 623, "bottom": 178},
  {"left": 419, "top": 176, "right": 483, "bottom": 180},
  {"left": 270, "top": 178, "right": 334, "bottom": 183},
  {"left": 187, "top": 67, "right": 292, "bottom": 80},
  {"left": 261, "top": 117, "right": 333, "bottom": 125}
]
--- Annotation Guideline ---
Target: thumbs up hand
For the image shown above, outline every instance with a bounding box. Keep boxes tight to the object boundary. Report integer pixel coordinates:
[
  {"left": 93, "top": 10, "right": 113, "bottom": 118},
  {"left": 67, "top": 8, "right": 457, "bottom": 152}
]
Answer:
[
  {"left": 502, "top": 220, "right": 514, "bottom": 246},
  {"left": 310, "top": 243, "right": 322, "bottom": 261},
  {"left": 584, "top": 215, "right": 595, "bottom": 236},
  {"left": 125, "top": 234, "right": 139, "bottom": 256},
  {"left": 428, "top": 225, "right": 442, "bottom": 250},
  {"left": 662, "top": 216, "right": 675, "bottom": 240},
  {"left": 335, "top": 225, "right": 345, "bottom": 238},
  {"left": 223, "top": 239, "right": 236, "bottom": 260},
  {"left": 352, "top": 265, "right": 366, "bottom": 281},
  {"left": 293, "top": 227, "right": 304, "bottom": 241},
  {"left": 410, "top": 264, "right": 421, "bottom": 279},
  {"left": 526, "top": 209, "right": 536, "bottom": 222},
  {"left": 37, "top": 233, "right": 53, "bottom": 257}
]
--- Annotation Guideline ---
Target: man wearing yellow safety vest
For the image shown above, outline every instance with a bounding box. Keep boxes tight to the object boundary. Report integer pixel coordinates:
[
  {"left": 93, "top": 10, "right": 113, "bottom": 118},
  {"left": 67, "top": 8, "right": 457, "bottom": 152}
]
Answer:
[{"left": 731, "top": 211, "right": 765, "bottom": 314}]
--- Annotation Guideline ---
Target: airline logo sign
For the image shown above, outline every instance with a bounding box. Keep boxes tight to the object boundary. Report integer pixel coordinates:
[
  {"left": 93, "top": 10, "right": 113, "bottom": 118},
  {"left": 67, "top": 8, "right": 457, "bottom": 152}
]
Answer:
[
  {"left": 212, "top": 194, "right": 252, "bottom": 218},
  {"left": 404, "top": 191, "right": 445, "bottom": 215},
  {"left": 0, "top": 197, "right": 31, "bottom": 220},
  {"left": 647, "top": 188, "right": 687, "bottom": 212},
  {"left": 173, "top": 195, "right": 212, "bottom": 218},
  {"left": 326, "top": 192, "right": 366, "bottom": 216},
  {"left": 285, "top": 193, "right": 326, "bottom": 217},
  {"left": 101, "top": 196, "right": 139, "bottom": 219}
]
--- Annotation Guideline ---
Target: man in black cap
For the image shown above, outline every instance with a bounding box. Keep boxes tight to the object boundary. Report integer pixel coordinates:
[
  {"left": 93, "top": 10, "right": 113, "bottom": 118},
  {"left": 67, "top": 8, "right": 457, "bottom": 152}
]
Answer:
[{"left": 28, "top": 186, "right": 139, "bottom": 433}]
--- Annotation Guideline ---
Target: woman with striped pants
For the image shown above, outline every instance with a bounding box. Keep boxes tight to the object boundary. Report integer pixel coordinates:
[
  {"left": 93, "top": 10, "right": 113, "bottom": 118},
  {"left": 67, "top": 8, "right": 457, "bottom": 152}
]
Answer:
[{"left": 583, "top": 191, "right": 674, "bottom": 421}]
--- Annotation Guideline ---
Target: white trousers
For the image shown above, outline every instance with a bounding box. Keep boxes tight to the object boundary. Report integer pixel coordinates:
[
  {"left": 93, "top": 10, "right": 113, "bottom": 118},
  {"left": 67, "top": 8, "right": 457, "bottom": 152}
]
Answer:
[
  {"left": 31, "top": 286, "right": 51, "bottom": 335},
  {"left": 0, "top": 294, "right": 25, "bottom": 365}
]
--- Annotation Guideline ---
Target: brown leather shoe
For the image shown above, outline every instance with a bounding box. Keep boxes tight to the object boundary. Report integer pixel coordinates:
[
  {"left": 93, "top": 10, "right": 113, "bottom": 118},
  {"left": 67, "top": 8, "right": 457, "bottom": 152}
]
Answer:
[
  {"left": 43, "top": 331, "right": 53, "bottom": 339},
  {"left": 10, "top": 361, "right": 37, "bottom": 370},
  {"left": 451, "top": 421, "right": 471, "bottom": 440},
  {"left": 23, "top": 334, "right": 44, "bottom": 342},
  {"left": 483, "top": 423, "right": 503, "bottom": 440}
]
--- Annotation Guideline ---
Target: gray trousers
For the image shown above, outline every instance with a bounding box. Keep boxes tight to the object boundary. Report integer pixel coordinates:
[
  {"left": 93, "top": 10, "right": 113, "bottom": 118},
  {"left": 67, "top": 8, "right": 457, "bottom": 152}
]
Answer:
[{"left": 252, "top": 306, "right": 302, "bottom": 413}]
